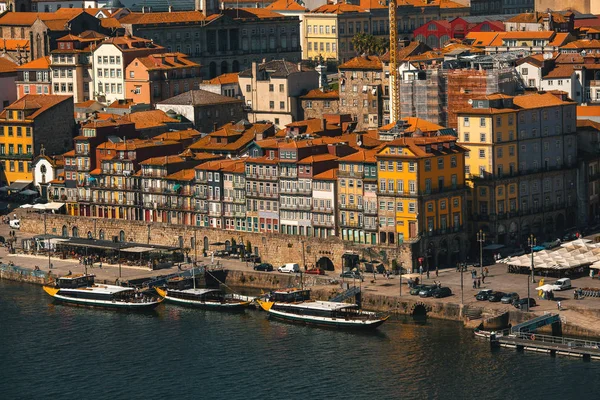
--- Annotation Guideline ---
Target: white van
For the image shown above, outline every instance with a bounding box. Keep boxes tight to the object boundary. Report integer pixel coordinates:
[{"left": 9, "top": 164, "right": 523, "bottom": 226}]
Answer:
[
  {"left": 554, "top": 278, "right": 572, "bottom": 291},
  {"left": 9, "top": 219, "right": 20, "bottom": 229},
  {"left": 278, "top": 263, "right": 300, "bottom": 273}
]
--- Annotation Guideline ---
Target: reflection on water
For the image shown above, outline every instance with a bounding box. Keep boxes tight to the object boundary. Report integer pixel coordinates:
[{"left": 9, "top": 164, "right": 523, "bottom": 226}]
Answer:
[{"left": 1, "top": 281, "right": 600, "bottom": 399}]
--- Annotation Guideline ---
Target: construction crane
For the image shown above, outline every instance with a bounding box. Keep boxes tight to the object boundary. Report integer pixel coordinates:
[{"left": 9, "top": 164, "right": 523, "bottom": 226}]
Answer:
[{"left": 389, "top": 0, "right": 399, "bottom": 124}]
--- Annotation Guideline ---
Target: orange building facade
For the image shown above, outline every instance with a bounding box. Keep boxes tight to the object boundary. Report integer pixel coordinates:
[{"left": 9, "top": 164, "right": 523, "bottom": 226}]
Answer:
[{"left": 124, "top": 53, "right": 202, "bottom": 105}]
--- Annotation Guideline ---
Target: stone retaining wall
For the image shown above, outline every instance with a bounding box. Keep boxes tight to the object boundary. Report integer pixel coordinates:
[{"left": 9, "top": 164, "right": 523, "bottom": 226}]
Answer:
[{"left": 18, "top": 212, "right": 414, "bottom": 272}]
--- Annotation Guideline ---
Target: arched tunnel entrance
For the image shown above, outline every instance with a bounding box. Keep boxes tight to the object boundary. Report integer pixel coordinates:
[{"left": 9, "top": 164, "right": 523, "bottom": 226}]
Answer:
[{"left": 316, "top": 256, "right": 335, "bottom": 271}]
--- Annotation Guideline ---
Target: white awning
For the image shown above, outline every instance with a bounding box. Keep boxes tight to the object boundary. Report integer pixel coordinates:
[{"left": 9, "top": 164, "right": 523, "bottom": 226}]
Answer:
[
  {"left": 120, "top": 246, "right": 154, "bottom": 253},
  {"left": 44, "top": 202, "right": 65, "bottom": 211}
]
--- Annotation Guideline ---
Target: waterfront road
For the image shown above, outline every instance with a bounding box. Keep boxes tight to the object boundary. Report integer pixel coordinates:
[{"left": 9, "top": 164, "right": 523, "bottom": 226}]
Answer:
[{"left": 4, "top": 222, "right": 600, "bottom": 333}]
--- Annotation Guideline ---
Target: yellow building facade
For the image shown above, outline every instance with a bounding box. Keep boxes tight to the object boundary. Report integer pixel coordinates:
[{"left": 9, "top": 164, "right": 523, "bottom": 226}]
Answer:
[
  {"left": 375, "top": 135, "right": 468, "bottom": 268},
  {"left": 0, "top": 95, "right": 74, "bottom": 186}
]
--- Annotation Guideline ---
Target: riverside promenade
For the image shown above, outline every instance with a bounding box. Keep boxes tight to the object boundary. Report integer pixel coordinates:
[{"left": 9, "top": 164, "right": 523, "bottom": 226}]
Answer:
[{"left": 4, "top": 222, "right": 600, "bottom": 337}]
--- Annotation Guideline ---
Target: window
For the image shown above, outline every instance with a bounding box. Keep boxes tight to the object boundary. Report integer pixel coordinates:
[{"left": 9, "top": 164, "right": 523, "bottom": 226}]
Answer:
[
  {"left": 464, "top": 132, "right": 470, "bottom": 142},
  {"left": 463, "top": 117, "right": 470, "bottom": 127},
  {"left": 480, "top": 118, "right": 486, "bottom": 127},
  {"left": 246, "top": 84, "right": 251, "bottom": 92},
  {"left": 480, "top": 133, "right": 486, "bottom": 142},
  {"left": 279, "top": 84, "right": 284, "bottom": 92},
  {"left": 269, "top": 101, "right": 274, "bottom": 109},
  {"left": 269, "top": 84, "right": 274, "bottom": 92},
  {"left": 279, "top": 101, "right": 285, "bottom": 110},
  {"left": 424, "top": 160, "right": 431, "bottom": 171},
  {"left": 129, "top": 71, "right": 134, "bottom": 78},
  {"left": 437, "top": 158, "right": 444, "bottom": 170},
  {"left": 479, "top": 149, "right": 485, "bottom": 158}
]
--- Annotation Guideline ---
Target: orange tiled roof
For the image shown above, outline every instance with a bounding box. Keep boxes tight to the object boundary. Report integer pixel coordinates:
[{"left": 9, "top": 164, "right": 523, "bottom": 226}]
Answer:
[
  {"left": 133, "top": 53, "right": 199, "bottom": 71},
  {"left": 0, "top": 57, "right": 17, "bottom": 74},
  {"left": 100, "top": 18, "right": 122, "bottom": 29},
  {"left": 310, "top": 3, "right": 366, "bottom": 14},
  {"left": 313, "top": 168, "right": 337, "bottom": 180},
  {"left": 154, "top": 129, "right": 202, "bottom": 141},
  {"left": 512, "top": 92, "right": 576, "bottom": 109},
  {"left": 0, "top": 39, "right": 29, "bottom": 51},
  {"left": 561, "top": 39, "right": 600, "bottom": 50},
  {"left": 16, "top": 55, "right": 50, "bottom": 70},
  {"left": 503, "top": 31, "right": 555, "bottom": 40},
  {"left": 506, "top": 11, "right": 570, "bottom": 24},
  {"left": 222, "top": 8, "right": 285, "bottom": 19},
  {"left": 207, "top": 72, "right": 239, "bottom": 85},
  {"left": 140, "top": 155, "right": 187, "bottom": 166},
  {"left": 549, "top": 33, "right": 570, "bottom": 47},
  {"left": 266, "top": 0, "right": 308, "bottom": 11},
  {"left": 465, "top": 32, "right": 506, "bottom": 47},
  {"left": 166, "top": 168, "right": 195, "bottom": 182},
  {"left": 0, "top": 94, "right": 71, "bottom": 120},
  {"left": 339, "top": 55, "right": 382, "bottom": 70},
  {"left": 298, "top": 153, "right": 338, "bottom": 164},
  {"left": 300, "top": 89, "right": 339, "bottom": 100},
  {"left": 339, "top": 148, "right": 378, "bottom": 163},
  {"left": 121, "top": 110, "right": 179, "bottom": 130},
  {"left": 543, "top": 65, "right": 576, "bottom": 79},
  {"left": 118, "top": 11, "right": 207, "bottom": 25},
  {"left": 578, "top": 106, "right": 600, "bottom": 117}
]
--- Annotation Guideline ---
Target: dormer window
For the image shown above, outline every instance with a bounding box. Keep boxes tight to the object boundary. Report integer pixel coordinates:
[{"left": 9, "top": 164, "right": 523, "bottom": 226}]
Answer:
[{"left": 437, "top": 144, "right": 443, "bottom": 152}]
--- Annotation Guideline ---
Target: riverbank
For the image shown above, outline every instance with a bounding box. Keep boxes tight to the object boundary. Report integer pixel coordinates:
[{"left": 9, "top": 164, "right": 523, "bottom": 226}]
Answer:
[{"left": 5, "top": 262, "right": 600, "bottom": 339}]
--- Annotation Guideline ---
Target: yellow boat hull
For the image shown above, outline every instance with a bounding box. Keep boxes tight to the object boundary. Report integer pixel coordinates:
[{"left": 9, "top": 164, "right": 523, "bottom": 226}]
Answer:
[
  {"left": 42, "top": 286, "right": 59, "bottom": 297},
  {"left": 256, "top": 299, "right": 274, "bottom": 311},
  {"left": 155, "top": 287, "right": 167, "bottom": 298}
]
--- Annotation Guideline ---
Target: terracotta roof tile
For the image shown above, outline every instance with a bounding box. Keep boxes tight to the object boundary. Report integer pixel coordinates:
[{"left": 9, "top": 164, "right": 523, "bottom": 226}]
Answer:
[
  {"left": 221, "top": 8, "right": 286, "bottom": 19},
  {"left": 119, "top": 11, "right": 207, "bottom": 25},
  {"left": 121, "top": 110, "right": 179, "bottom": 130},
  {"left": 16, "top": 55, "right": 50, "bottom": 70},
  {"left": 1, "top": 94, "right": 71, "bottom": 120},
  {"left": 313, "top": 168, "right": 337, "bottom": 180},
  {"left": 0, "top": 39, "right": 29, "bottom": 51},
  {"left": 166, "top": 168, "right": 195, "bottom": 181},
  {"left": 300, "top": 89, "right": 339, "bottom": 100},
  {"left": 132, "top": 52, "right": 199, "bottom": 71},
  {"left": 266, "top": 0, "right": 308, "bottom": 11},
  {"left": 0, "top": 57, "right": 17, "bottom": 74},
  {"left": 338, "top": 55, "right": 382, "bottom": 70},
  {"left": 207, "top": 72, "right": 239, "bottom": 85},
  {"left": 577, "top": 106, "right": 600, "bottom": 117},
  {"left": 310, "top": 3, "right": 366, "bottom": 14},
  {"left": 154, "top": 129, "right": 202, "bottom": 141},
  {"left": 543, "top": 65, "right": 576, "bottom": 79}
]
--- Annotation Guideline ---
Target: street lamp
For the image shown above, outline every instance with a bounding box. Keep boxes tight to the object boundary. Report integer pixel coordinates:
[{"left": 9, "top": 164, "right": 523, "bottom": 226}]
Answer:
[
  {"left": 477, "top": 230, "right": 486, "bottom": 277},
  {"left": 526, "top": 234, "right": 536, "bottom": 313}
]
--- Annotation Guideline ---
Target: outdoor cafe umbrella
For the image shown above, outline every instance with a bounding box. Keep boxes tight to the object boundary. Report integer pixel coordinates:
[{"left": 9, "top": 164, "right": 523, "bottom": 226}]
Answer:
[
  {"left": 19, "top": 204, "right": 32, "bottom": 209},
  {"left": 32, "top": 204, "right": 46, "bottom": 210}
]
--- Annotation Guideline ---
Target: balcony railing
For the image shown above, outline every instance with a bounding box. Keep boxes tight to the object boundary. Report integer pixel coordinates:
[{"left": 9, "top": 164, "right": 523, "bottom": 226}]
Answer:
[
  {"left": 339, "top": 203, "right": 363, "bottom": 211},
  {"left": 246, "top": 173, "right": 278, "bottom": 181},
  {"left": 312, "top": 219, "right": 334, "bottom": 227},
  {"left": 0, "top": 152, "right": 33, "bottom": 160}
]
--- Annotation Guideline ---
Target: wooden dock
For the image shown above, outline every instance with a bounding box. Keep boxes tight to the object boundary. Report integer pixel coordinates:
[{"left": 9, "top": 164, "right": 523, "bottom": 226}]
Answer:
[{"left": 491, "top": 332, "right": 600, "bottom": 360}]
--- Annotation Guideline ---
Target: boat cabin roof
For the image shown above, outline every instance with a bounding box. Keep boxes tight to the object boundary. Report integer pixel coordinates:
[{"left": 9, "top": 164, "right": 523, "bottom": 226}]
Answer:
[
  {"left": 283, "top": 300, "right": 357, "bottom": 311},
  {"left": 58, "top": 274, "right": 96, "bottom": 281},
  {"left": 171, "top": 288, "right": 220, "bottom": 295},
  {"left": 62, "top": 284, "right": 133, "bottom": 295},
  {"left": 272, "top": 288, "right": 310, "bottom": 295}
]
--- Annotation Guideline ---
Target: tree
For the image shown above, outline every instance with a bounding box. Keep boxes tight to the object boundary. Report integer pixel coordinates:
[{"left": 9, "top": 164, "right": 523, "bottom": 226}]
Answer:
[
  {"left": 351, "top": 33, "right": 389, "bottom": 56},
  {"left": 246, "top": 240, "right": 252, "bottom": 255}
]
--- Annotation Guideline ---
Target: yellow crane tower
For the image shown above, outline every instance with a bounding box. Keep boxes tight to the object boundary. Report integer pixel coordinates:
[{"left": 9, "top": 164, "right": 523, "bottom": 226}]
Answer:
[{"left": 389, "top": 0, "right": 399, "bottom": 124}]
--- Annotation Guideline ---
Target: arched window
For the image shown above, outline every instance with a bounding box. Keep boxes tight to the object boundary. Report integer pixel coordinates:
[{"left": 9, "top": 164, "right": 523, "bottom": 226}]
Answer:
[
  {"left": 62, "top": 225, "right": 68, "bottom": 238},
  {"left": 72, "top": 226, "right": 78, "bottom": 238},
  {"left": 99, "top": 230, "right": 105, "bottom": 240},
  {"left": 119, "top": 230, "right": 125, "bottom": 242},
  {"left": 87, "top": 231, "right": 93, "bottom": 239}
]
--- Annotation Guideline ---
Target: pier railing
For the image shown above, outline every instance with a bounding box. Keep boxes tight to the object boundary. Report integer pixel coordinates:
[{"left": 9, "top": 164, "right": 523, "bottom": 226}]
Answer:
[{"left": 515, "top": 332, "right": 600, "bottom": 350}]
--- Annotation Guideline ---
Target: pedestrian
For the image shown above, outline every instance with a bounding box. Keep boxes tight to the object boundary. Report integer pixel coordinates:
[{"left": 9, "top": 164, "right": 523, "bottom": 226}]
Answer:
[
  {"left": 477, "top": 278, "right": 481, "bottom": 288},
  {"left": 419, "top": 265, "right": 423, "bottom": 275},
  {"left": 484, "top": 267, "right": 489, "bottom": 277},
  {"left": 426, "top": 269, "right": 430, "bottom": 279},
  {"left": 99, "top": 261, "right": 102, "bottom": 269},
  {"left": 557, "top": 301, "right": 562, "bottom": 311},
  {"left": 482, "top": 274, "right": 486, "bottom": 284},
  {"left": 473, "top": 279, "right": 476, "bottom": 289},
  {"left": 435, "top": 268, "right": 439, "bottom": 277}
]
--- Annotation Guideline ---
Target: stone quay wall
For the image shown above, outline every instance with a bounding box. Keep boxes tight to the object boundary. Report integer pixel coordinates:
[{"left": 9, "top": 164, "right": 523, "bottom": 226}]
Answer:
[{"left": 18, "top": 213, "right": 415, "bottom": 272}]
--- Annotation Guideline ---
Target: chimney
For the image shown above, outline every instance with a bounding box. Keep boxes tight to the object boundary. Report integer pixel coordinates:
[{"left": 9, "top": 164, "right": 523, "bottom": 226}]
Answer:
[
  {"left": 297, "top": 62, "right": 303, "bottom": 72},
  {"left": 321, "top": 118, "right": 326, "bottom": 132},
  {"left": 251, "top": 61, "right": 258, "bottom": 79}
]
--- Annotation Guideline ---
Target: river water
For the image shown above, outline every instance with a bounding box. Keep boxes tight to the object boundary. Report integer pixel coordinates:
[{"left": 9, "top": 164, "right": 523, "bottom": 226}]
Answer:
[{"left": 1, "top": 280, "right": 599, "bottom": 400}]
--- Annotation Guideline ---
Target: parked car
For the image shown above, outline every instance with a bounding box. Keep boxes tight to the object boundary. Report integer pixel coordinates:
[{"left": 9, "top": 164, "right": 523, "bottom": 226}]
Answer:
[
  {"left": 410, "top": 284, "right": 425, "bottom": 296},
  {"left": 253, "top": 263, "right": 273, "bottom": 272},
  {"left": 488, "top": 291, "right": 506, "bottom": 302},
  {"left": 501, "top": 292, "right": 520, "bottom": 304},
  {"left": 475, "top": 289, "right": 494, "bottom": 301},
  {"left": 514, "top": 297, "right": 537, "bottom": 309},
  {"left": 419, "top": 285, "right": 437, "bottom": 298},
  {"left": 553, "top": 278, "right": 572, "bottom": 291},
  {"left": 432, "top": 287, "right": 452, "bottom": 298},
  {"left": 305, "top": 267, "right": 325, "bottom": 275},
  {"left": 278, "top": 263, "right": 300, "bottom": 273},
  {"left": 562, "top": 232, "right": 579, "bottom": 242},
  {"left": 340, "top": 270, "right": 363, "bottom": 281}
]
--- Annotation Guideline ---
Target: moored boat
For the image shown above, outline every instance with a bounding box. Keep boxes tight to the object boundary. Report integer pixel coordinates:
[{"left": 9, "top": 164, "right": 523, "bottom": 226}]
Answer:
[
  {"left": 257, "top": 299, "right": 389, "bottom": 330},
  {"left": 155, "top": 287, "right": 252, "bottom": 311},
  {"left": 42, "top": 274, "right": 163, "bottom": 310}
]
